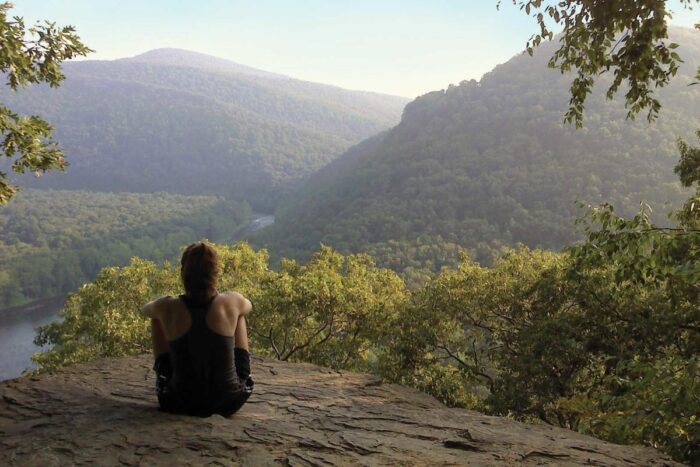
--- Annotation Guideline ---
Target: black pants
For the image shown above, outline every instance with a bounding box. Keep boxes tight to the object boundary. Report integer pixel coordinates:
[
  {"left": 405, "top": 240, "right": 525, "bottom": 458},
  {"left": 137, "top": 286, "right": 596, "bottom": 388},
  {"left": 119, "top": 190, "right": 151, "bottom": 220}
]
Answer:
[{"left": 154, "top": 353, "right": 253, "bottom": 417}]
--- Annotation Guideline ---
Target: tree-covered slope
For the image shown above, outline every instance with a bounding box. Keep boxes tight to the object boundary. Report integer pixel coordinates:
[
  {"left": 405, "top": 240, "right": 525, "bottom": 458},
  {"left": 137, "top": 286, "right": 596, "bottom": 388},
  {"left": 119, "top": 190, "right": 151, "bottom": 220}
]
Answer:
[
  {"left": 257, "top": 27, "right": 700, "bottom": 264},
  {"left": 0, "top": 49, "right": 408, "bottom": 209},
  {"left": 0, "top": 189, "right": 250, "bottom": 308}
]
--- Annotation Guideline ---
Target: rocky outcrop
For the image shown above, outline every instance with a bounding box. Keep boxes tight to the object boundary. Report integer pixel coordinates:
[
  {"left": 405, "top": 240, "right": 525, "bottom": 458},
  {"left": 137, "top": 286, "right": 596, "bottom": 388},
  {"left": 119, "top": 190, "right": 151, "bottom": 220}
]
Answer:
[{"left": 0, "top": 355, "right": 679, "bottom": 466}]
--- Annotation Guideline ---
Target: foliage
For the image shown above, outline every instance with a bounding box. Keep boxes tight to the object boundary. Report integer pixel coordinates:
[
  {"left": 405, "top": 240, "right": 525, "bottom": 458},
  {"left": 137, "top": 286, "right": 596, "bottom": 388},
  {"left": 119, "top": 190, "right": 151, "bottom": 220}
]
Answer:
[
  {"left": 0, "top": 1, "right": 91, "bottom": 203},
  {"left": 379, "top": 247, "right": 572, "bottom": 413},
  {"left": 33, "top": 243, "right": 407, "bottom": 374},
  {"left": 676, "top": 129, "right": 700, "bottom": 228},
  {"left": 33, "top": 243, "right": 270, "bottom": 370},
  {"left": 33, "top": 257, "right": 179, "bottom": 370},
  {"left": 0, "top": 189, "right": 251, "bottom": 308},
  {"left": 566, "top": 202, "right": 699, "bottom": 463},
  {"left": 248, "top": 246, "right": 407, "bottom": 370},
  {"left": 495, "top": 3, "right": 700, "bottom": 460},
  {"left": 502, "top": 0, "right": 699, "bottom": 126},
  {"left": 581, "top": 355, "right": 699, "bottom": 463},
  {"left": 379, "top": 237, "right": 699, "bottom": 464},
  {"left": 363, "top": 236, "right": 467, "bottom": 288}
]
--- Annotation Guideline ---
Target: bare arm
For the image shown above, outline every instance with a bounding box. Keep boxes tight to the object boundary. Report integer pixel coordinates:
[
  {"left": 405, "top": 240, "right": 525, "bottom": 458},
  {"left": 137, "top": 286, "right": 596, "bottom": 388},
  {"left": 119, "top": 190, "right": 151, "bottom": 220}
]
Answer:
[{"left": 240, "top": 296, "right": 252, "bottom": 316}]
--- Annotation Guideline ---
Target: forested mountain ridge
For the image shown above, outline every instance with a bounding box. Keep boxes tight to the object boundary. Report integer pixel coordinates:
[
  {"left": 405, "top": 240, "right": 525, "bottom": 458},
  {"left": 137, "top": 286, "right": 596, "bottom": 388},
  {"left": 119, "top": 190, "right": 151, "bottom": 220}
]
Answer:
[
  {"left": 82, "top": 48, "right": 408, "bottom": 136},
  {"left": 257, "top": 27, "right": 700, "bottom": 266},
  {"left": 0, "top": 49, "right": 408, "bottom": 209}
]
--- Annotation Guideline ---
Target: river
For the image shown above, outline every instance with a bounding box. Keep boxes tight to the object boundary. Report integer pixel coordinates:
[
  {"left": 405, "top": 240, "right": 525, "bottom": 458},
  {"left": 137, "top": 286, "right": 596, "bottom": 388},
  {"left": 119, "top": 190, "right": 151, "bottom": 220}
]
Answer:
[
  {"left": 0, "top": 213, "right": 275, "bottom": 382},
  {"left": 0, "top": 297, "right": 65, "bottom": 381},
  {"left": 236, "top": 213, "right": 275, "bottom": 236}
]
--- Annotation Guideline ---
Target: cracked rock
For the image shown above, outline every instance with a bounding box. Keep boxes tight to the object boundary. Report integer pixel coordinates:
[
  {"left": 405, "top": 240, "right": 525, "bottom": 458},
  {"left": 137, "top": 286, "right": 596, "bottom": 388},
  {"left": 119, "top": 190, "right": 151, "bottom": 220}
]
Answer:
[{"left": 0, "top": 354, "right": 681, "bottom": 466}]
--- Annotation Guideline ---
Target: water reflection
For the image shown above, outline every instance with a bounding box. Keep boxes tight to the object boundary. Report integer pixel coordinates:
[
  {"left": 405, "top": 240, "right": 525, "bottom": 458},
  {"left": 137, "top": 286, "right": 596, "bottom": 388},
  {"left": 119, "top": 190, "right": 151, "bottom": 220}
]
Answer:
[{"left": 0, "top": 297, "right": 64, "bottom": 381}]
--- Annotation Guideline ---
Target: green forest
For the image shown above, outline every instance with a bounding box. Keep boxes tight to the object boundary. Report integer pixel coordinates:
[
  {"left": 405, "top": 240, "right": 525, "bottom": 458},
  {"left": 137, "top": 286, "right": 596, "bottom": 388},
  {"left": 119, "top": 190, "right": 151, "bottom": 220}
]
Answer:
[
  {"left": 256, "top": 27, "right": 700, "bottom": 268},
  {"left": 0, "top": 49, "right": 407, "bottom": 210},
  {"left": 0, "top": 189, "right": 250, "bottom": 308}
]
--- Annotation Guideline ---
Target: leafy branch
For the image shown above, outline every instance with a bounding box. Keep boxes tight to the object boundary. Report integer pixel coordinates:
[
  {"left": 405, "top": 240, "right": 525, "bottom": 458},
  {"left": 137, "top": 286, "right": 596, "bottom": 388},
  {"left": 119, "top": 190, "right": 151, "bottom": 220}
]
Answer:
[{"left": 0, "top": 2, "right": 92, "bottom": 203}]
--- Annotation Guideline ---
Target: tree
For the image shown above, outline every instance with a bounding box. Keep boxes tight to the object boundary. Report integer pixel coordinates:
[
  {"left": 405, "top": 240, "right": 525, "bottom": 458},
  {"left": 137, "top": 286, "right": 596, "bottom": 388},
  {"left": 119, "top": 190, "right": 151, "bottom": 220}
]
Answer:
[
  {"left": 33, "top": 243, "right": 408, "bottom": 375},
  {"left": 502, "top": 0, "right": 700, "bottom": 126},
  {"left": 501, "top": 2, "right": 700, "bottom": 461},
  {"left": 0, "top": 2, "right": 91, "bottom": 204},
  {"left": 248, "top": 246, "right": 407, "bottom": 370}
]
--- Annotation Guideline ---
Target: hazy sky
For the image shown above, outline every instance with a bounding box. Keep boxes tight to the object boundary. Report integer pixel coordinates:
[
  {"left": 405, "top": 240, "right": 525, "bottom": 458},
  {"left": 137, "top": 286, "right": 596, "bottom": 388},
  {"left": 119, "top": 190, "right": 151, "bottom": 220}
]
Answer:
[{"left": 11, "top": 1, "right": 700, "bottom": 98}]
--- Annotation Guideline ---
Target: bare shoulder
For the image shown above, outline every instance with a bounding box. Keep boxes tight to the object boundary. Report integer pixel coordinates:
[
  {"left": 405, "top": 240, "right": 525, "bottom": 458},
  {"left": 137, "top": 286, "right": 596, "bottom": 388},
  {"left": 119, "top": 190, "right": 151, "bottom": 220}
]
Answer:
[
  {"left": 218, "top": 291, "right": 247, "bottom": 306},
  {"left": 217, "top": 291, "right": 252, "bottom": 315},
  {"left": 142, "top": 295, "right": 176, "bottom": 318}
]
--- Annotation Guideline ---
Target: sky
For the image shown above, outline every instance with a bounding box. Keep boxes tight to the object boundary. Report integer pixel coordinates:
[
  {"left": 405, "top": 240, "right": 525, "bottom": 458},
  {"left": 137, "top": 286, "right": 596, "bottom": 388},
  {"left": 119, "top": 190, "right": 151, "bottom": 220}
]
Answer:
[{"left": 11, "top": 0, "right": 700, "bottom": 98}]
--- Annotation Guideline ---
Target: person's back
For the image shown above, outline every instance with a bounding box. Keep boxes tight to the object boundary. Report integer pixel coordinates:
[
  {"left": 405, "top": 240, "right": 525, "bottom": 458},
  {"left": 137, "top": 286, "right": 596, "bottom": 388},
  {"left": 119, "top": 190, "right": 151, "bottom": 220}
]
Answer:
[
  {"left": 168, "top": 293, "right": 240, "bottom": 413},
  {"left": 143, "top": 242, "right": 253, "bottom": 417}
]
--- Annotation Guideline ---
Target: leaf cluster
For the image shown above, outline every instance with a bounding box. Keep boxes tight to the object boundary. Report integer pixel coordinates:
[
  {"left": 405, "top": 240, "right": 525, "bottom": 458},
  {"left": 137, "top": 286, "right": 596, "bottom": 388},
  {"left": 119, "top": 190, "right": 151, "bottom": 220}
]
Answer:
[
  {"left": 32, "top": 243, "right": 408, "bottom": 375},
  {"left": 502, "top": 0, "right": 699, "bottom": 126}
]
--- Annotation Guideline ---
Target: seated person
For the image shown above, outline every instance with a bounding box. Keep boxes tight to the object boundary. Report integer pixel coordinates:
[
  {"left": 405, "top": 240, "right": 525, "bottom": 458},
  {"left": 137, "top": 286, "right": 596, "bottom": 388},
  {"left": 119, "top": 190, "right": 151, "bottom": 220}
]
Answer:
[{"left": 142, "top": 242, "right": 253, "bottom": 417}]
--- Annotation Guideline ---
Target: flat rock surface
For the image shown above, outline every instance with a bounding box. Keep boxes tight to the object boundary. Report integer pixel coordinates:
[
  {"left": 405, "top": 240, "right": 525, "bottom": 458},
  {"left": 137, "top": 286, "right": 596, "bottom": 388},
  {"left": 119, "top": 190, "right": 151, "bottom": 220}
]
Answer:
[{"left": 0, "top": 355, "right": 680, "bottom": 466}]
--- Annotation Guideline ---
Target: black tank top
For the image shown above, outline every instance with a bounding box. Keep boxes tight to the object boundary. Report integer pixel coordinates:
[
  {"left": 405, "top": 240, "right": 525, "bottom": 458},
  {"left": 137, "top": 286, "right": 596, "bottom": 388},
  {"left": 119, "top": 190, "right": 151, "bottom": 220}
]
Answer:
[{"left": 168, "top": 294, "right": 243, "bottom": 412}]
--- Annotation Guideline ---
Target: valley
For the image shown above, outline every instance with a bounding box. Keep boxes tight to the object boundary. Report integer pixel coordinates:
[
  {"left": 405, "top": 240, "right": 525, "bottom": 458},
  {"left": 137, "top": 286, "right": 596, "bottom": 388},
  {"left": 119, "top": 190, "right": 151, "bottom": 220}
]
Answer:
[{"left": 2, "top": 13, "right": 699, "bottom": 462}]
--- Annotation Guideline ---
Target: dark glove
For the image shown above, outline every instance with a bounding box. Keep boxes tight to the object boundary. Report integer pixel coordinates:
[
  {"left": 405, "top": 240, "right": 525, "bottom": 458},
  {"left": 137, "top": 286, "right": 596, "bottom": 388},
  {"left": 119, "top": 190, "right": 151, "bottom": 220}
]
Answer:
[
  {"left": 234, "top": 348, "right": 251, "bottom": 382},
  {"left": 153, "top": 353, "right": 173, "bottom": 395}
]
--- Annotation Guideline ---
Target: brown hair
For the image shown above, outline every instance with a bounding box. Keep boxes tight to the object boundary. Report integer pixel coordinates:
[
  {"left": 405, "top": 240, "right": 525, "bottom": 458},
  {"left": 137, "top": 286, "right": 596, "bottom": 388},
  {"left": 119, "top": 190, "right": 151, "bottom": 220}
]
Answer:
[{"left": 180, "top": 242, "right": 219, "bottom": 299}]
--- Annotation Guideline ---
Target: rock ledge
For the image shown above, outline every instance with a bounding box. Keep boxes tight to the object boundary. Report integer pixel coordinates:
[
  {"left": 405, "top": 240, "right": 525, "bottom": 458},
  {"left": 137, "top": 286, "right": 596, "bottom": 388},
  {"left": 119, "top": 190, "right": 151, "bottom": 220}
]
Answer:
[{"left": 0, "top": 355, "right": 680, "bottom": 466}]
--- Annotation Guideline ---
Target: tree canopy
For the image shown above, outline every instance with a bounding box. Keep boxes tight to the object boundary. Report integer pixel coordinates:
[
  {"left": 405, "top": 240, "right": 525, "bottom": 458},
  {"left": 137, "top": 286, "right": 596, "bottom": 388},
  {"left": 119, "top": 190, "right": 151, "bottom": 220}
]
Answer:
[{"left": 503, "top": 0, "right": 700, "bottom": 125}]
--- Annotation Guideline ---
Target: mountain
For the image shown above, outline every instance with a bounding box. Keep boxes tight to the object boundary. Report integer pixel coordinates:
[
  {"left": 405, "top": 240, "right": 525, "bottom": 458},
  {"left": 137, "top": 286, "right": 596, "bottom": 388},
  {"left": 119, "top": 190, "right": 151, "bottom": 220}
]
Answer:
[
  {"left": 256, "top": 27, "right": 700, "bottom": 266},
  {"left": 0, "top": 49, "right": 408, "bottom": 209}
]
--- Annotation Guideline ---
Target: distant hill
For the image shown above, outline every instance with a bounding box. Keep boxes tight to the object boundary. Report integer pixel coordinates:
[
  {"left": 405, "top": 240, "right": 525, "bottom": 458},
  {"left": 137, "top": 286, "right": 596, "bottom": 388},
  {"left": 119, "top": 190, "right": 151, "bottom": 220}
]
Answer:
[
  {"left": 0, "top": 49, "right": 408, "bottom": 209},
  {"left": 256, "top": 27, "right": 700, "bottom": 266}
]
